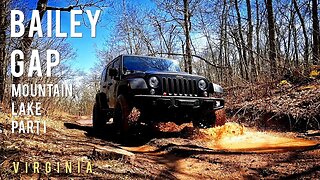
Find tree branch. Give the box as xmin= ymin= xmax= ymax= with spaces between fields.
xmin=156 ymin=52 xmax=231 ymax=69
xmin=46 ymin=5 xmax=74 ymax=12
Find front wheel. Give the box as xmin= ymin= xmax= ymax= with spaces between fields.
xmin=92 ymin=103 xmax=106 ymax=130
xmin=114 ymin=95 xmax=132 ymax=135
xmin=193 ymin=110 xmax=216 ymax=128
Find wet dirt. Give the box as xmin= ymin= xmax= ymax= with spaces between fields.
xmin=120 ymin=122 xmax=319 ymax=179
xmin=124 ymin=122 xmax=317 ymax=153
xmin=2 ymin=112 xmax=319 ymax=179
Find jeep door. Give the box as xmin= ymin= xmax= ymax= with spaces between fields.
xmin=100 ymin=65 xmax=109 ymax=94
xmin=107 ymin=57 xmax=121 ymax=108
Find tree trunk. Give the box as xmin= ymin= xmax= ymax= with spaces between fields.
xmin=223 ymin=6 xmax=230 ymax=85
xmin=246 ymin=0 xmax=255 ymax=81
xmin=218 ymin=0 xmax=227 ymax=82
xmin=199 ymin=11 xmax=216 ymax=81
xmin=293 ymin=0 xmax=309 ymax=67
xmin=183 ymin=0 xmax=192 ymax=74
xmin=266 ymin=0 xmax=277 ymax=78
xmin=312 ymin=0 xmax=319 ymax=65
xmin=285 ymin=6 xmax=293 ymax=67
xmin=235 ymin=0 xmax=249 ymax=80
xmin=255 ymin=0 xmax=261 ymax=75
xmin=293 ymin=23 xmax=299 ymax=67
xmin=0 ymin=0 xmax=9 ymax=103
xmin=181 ymin=41 xmax=188 ymax=72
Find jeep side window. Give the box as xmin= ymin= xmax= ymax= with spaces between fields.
xmin=106 ymin=64 xmax=111 ymax=82
xmin=112 ymin=58 xmax=121 ymax=78
xmin=101 ymin=68 xmax=107 ymax=82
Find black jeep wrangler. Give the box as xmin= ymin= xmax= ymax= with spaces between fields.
xmin=93 ymin=55 xmax=224 ymax=133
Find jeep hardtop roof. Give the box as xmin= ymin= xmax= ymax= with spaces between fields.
xmin=106 ymin=54 xmax=178 ymax=66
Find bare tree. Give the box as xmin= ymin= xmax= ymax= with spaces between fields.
xmin=266 ymin=0 xmax=277 ymax=78
xmin=182 ymin=0 xmax=192 ymax=73
xmin=312 ymin=0 xmax=319 ymax=65
xmin=155 ymin=0 xmax=202 ymax=74
xmin=246 ymin=0 xmax=255 ymax=81
xmin=219 ymin=0 xmax=228 ymax=83
xmin=234 ymin=0 xmax=249 ymax=80
xmin=293 ymin=0 xmax=309 ymax=67
xmin=0 ymin=0 xmax=10 ymax=104
xmin=150 ymin=15 xmax=179 ymax=57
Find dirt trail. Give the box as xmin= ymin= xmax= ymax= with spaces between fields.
xmin=1 ymin=114 xmax=319 ymax=179
xmin=123 ymin=122 xmax=318 ymax=152
xmin=121 ymin=122 xmax=319 ymax=179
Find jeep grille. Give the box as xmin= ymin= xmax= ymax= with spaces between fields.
xmin=161 ymin=77 xmax=198 ymax=96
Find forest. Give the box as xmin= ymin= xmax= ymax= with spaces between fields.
xmin=0 ymin=0 xmax=320 ymax=179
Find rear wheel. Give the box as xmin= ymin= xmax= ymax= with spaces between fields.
xmin=114 ymin=95 xmax=132 ymax=135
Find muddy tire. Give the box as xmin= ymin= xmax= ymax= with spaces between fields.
xmin=193 ymin=110 xmax=216 ymax=128
xmin=92 ymin=103 xmax=106 ymax=131
xmin=114 ymin=95 xmax=132 ymax=135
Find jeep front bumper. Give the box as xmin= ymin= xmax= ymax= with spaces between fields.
xmin=134 ymin=95 xmax=224 ymax=110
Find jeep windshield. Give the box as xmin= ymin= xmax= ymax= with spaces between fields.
xmin=123 ymin=56 xmax=181 ymax=73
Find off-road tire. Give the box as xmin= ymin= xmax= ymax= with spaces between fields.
xmin=193 ymin=110 xmax=216 ymax=128
xmin=93 ymin=93 xmax=111 ymax=132
xmin=114 ymin=95 xmax=132 ymax=135
xmin=92 ymin=103 xmax=105 ymax=131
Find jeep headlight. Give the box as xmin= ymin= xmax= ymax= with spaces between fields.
xmin=198 ymin=79 xmax=207 ymax=90
xmin=149 ymin=76 xmax=159 ymax=88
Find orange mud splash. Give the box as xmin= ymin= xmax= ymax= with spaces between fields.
xmin=197 ymin=122 xmax=318 ymax=153
xmin=123 ymin=122 xmax=318 ymax=154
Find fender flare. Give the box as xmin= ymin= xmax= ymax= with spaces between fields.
xmin=127 ymin=78 xmax=148 ymax=90
xmin=208 ymin=83 xmax=223 ymax=93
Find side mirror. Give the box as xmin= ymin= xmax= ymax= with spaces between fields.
xmin=109 ymin=68 xmax=118 ymax=77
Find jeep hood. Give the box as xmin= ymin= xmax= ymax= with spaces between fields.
xmin=144 ymin=71 xmax=205 ymax=79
